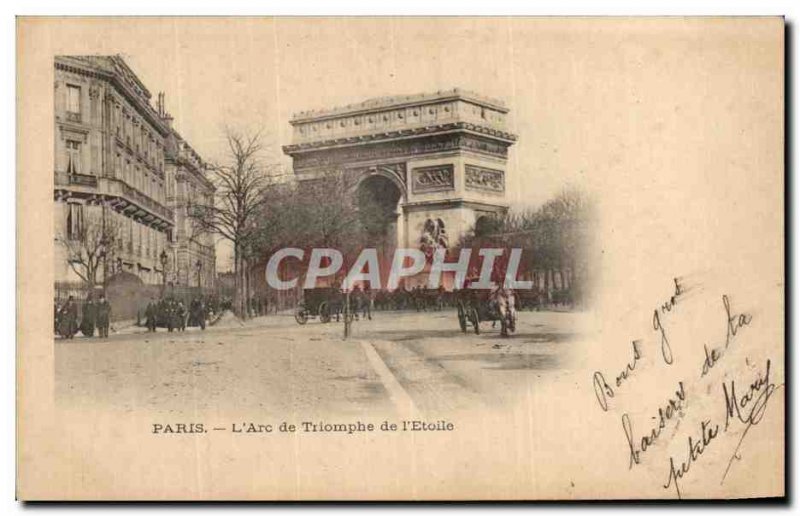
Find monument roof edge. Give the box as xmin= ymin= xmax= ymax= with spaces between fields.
xmin=290 ymin=88 xmax=509 ymax=124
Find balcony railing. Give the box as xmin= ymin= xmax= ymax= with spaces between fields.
xmin=65 ymin=111 xmax=82 ymax=123
xmin=68 ymin=173 xmax=98 ymax=187
xmin=55 ymin=173 xmax=174 ymax=225
xmin=101 ymin=178 xmax=173 ymax=222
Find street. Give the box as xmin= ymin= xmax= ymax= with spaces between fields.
xmin=55 ymin=309 xmax=588 ymax=419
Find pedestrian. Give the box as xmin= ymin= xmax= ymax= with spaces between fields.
xmin=176 ymin=301 xmax=187 ymax=332
xmin=96 ymin=294 xmax=111 ymax=338
xmin=165 ymin=299 xmax=173 ymax=332
xmin=190 ymin=297 xmax=206 ymax=330
xmin=145 ymin=298 xmax=158 ymax=332
xmin=59 ymin=296 xmax=79 ymax=339
xmin=80 ymin=295 xmax=96 ymax=337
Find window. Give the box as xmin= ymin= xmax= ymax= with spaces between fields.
xmin=127 ymin=218 xmax=133 ymax=253
xmin=66 ymin=85 xmax=81 ymax=115
xmin=65 ymin=140 xmax=81 ymax=174
xmin=66 ymin=203 xmax=83 ymax=240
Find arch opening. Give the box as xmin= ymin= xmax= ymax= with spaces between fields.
xmin=356 ymin=174 xmax=402 ymax=257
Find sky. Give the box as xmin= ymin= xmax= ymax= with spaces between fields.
xmin=82 ymin=17 xmax=779 ymax=271
xmin=110 ymin=18 xmax=585 ymax=270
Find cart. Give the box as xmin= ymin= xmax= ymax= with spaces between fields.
xmin=455 ymin=289 xmax=516 ymax=337
xmin=294 ymin=287 xmax=354 ymax=324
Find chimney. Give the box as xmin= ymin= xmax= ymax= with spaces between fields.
xmin=157 ymin=92 xmax=173 ymax=129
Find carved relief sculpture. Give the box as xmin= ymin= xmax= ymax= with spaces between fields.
xmin=465 ymin=164 xmax=504 ymax=193
xmin=412 ymin=164 xmax=454 ymax=193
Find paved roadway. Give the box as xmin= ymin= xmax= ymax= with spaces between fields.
xmin=55 ymin=309 xmax=588 ymax=419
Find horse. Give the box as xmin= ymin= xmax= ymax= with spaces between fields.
xmin=489 ymin=287 xmax=517 ymax=337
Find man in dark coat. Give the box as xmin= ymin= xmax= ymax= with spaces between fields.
xmin=166 ymin=299 xmax=175 ymax=332
xmin=59 ymin=296 xmax=79 ymax=339
xmin=80 ymin=296 xmax=96 ymax=337
xmin=145 ymin=298 xmax=158 ymax=332
xmin=175 ymin=301 xmax=187 ymax=332
xmin=190 ymin=298 xmax=206 ymax=330
xmin=96 ymin=294 xmax=112 ymax=338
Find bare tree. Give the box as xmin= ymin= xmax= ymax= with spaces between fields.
xmin=253 ymin=169 xmax=368 ymax=264
xmin=247 ymin=168 xmax=382 ymax=298
xmin=189 ymin=128 xmax=275 ymax=318
xmin=293 ymin=169 xmax=364 ymax=253
xmin=458 ymin=186 xmax=593 ymax=304
xmin=57 ymin=208 xmax=120 ymax=289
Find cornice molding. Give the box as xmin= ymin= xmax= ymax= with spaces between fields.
xmin=283 ymin=122 xmax=517 ymax=156
xmin=291 ymin=88 xmax=509 ymax=122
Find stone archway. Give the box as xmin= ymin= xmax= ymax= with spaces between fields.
xmin=474 ymin=214 xmax=502 ymax=238
xmin=356 ymin=173 xmax=403 ymax=257
xmin=284 ymin=90 xmax=517 ymax=259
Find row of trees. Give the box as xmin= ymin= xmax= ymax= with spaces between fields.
xmin=462 ymin=187 xmax=593 ymax=303
xmin=190 ymin=131 xmax=380 ymax=318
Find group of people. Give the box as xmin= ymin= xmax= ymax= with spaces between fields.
xmin=143 ymin=296 xmax=209 ymax=333
xmin=369 ymin=286 xmax=449 ymax=312
xmin=248 ymin=296 xmax=269 ymax=318
xmin=54 ymin=294 xmax=112 ymax=339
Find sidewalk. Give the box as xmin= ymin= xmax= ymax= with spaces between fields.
xmin=109 ymin=319 xmax=140 ymax=336
xmin=105 ymin=312 xmax=295 ymax=337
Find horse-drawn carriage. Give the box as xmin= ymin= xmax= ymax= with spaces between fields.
xmin=455 ymin=288 xmax=517 ymax=337
xmin=294 ymin=287 xmax=355 ymax=325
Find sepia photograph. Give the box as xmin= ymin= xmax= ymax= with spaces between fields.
xmin=52 ymin=53 xmax=593 ymax=420
xmin=17 ymin=16 xmax=785 ymax=501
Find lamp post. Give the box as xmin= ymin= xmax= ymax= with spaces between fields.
xmin=98 ymin=244 xmax=107 ymax=291
xmin=196 ymin=259 xmax=203 ymax=289
xmin=160 ymin=250 xmax=168 ymax=297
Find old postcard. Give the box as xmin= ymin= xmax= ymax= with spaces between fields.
xmin=16 ymin=17 xmax=784 ymax=500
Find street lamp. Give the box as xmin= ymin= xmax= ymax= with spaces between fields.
xmin=195 ymin=259 xmax=203 ymax=289
xmin=160 ymin=250 xmax=168 ymax=296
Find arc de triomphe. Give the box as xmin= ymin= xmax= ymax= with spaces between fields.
xmin=282 ymin=88 xmax=518 ymax=258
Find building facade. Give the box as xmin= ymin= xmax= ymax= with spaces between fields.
xmin=53 ymin=55 xmax=214 ymax=290
xmin=163 ymin=113 xmax=216 ymax=289
xmin=282 ymin=89 xmax=518 ymax=258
